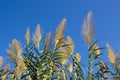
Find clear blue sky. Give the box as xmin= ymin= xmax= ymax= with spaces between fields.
xmin=0 ymin=0 xmax=120 ymax=66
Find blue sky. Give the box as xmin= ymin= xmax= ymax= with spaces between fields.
xmin=0 ymin=0 xmax=120 ymax=66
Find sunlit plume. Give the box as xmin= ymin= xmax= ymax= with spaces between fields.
xmin=92 ymin=44 xmax=100 ymax=56
xmin=66 ymin=36 xmax=74 ymax=54
xmin=107 ymin=43 xmax=115 ymax=64
xmin=1 ymin=64 xmax=10 ymax=80
xmin=82 ymin=11 xmax=94 ymax=46
xmin=60 ymin=36 xmax=74 ymax=55
xmin=17 ymin=56 xmax=27 ymax=72
xmin=14 ymin=56 xmax=26 ymax=79
xmin=76 ymin=53 xmax=81 ymax=61
xmin=68 ymin=63 xmax=73 ymax=73
xmin=44 ymin=32 xmax=51 ymax=52
xmin=7 ymin=39 xmax=22 ymax=62
xmin=0 ymin=56 xmax=3 ymax=68
xmin=25 ymin=27 xmax=30 ymax=45
xmin=59 ymin=36 xmax=74 ymax=64
xmin=58 ymin=50 xmax=69 ymax=65
xmin=54 ymin=19 xmax=66 ymax=47
xmin=33 ymin=24 xmax=42 ymax=48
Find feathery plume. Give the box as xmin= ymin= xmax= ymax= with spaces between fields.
xmin=13 ymin=56 xmax=26 ymax=79
xmin=68 ymin=62 xmax=73 ymax=73
xmin=76 ymin=53 xmax=81 ymax=61
xmin=33 ymin=24 xmax=42 ymax=48
xmin=60 ymin=36 xmax=74 ymax=56
xmin=7 ymin=39 xmax=21 ymax=62
xmin=92 ymin=44 xmax=100 ymax=56
xmin=25 ymin=27 xmax=30 ymax=45
xmin=44 ymin=32 xmax=51 ymax=52
xmin=82 ymin=11 xmax=94 ymax=46
xmin=1 ymin=64 xmax=10 ymax=80
xmin=59 ymin=47 xmax=69 ymax=65
xmin=54 ymin=19 xmax=66 ymax=47
xmin=66 ymin=36 xmax=74 ymax=54
xmin=106 ymin=43 xmax=115 ymax=64
xmin=1 ymin=74 xmax=7 ymax=80
xmin=0 ymin=56 xmax=3 ymax=68
xmin=59 ymin=36 xmax=74 ymax=64
xmin=17 ymin=56 xmax=26 ymax=72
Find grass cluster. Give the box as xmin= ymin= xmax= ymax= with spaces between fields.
xmin=0 ymin=11 xmax=120 ymax=80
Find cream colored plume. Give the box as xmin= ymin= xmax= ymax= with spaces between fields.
xmin=1 ymin=64 xmax=10 ymax=80
xmin=59 ymin=36 xmax=74 ymax=56
xmin=54 ymin=19 xmax=66 ymax=46
xmin=0 ymin=56 xmax=3 ymax=68
xmin=68 ymin=62 xmax=73 ymax=73
xmin=7 ymin=39 xmax=22 ymax=62
xmin=107 ymin=43 xmax=115 ymax=64
xmin=66 ymin=36 xmax=74 ymax=54
xmin=59 ymin=36 xmax=74 ymax=64
xmin=14 ymin=56 xmax=26 ymax=79
xmin=76 ymin=53 xmax=81 ymax=61
xmin=33 ymin=24 xmax=42 ymax=48
xmin=44 ymin=32 xmax=51 ymax=52
xmin=92 ymin=44 xmax=100 ymax=56
xmin=25 ymin=27 xmax=30 ymax=45
xmin=82 ymin=11 xmax=94 ymax=46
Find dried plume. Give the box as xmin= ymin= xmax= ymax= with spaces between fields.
xmin=59 ymin=36 xmax=74 ymax=64
xmin=60 ymin=36 xmax=74 ymax=56
xmin=66 ymin=36 xmax=74 ymax=54
xmin=54 ymin=19 xmax=66 ymax=46
xmin=107 ymin=43 xmax=115 ymax=64
xmin=7 ymin=39 xmax=22 ymax=62
xmin=25 ymin=27 xmax=30 ymax=45
xmin=92 ymin=44 xmax=100 ymax=56
xmin=1 ymin=64 xmax=10 ymax=80
xmin=33 ymin=24 xmax=42 ymax=48
xmin=44 ymin=32 xmax=52 ymax=52
xmin=82 ymin=11 xmax=95 ymax=46
xmin=0 ymin=56 xmax=3 ymax=68
xmin=76 ymin=53 xmax=81 ymax=61
xmin=68 ymin=62 xmax=73 ymax=73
